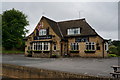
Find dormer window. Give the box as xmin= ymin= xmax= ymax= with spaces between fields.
xmin=39 ymin=29 xmax=47 ymax=36
xmin=67 ymin=28 xmax=80 ymax=35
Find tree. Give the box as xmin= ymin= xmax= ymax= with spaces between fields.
xmin=112 ymin=40 xmax=120 ymax=56
xmin=0 ymin=14 xmax=2 ymax=51
xmin=2 ymin=8 xmax=29 ymax=50
xmin=109 ymin=40 xmax=120 ymax=56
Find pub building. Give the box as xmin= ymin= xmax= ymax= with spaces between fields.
xmin=24 ymin=16 xmax=109 ymax=58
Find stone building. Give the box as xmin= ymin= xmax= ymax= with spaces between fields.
xmin=24 ymin=16 xmax=109 ymax=58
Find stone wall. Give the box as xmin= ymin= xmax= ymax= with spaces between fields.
xmin=67 ymin=36 xmax=108 ymax=58
xmin=2 ymin=63 xmax=112 ymax=79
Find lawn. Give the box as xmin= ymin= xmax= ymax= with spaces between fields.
xmin=2 ymin=50 xmax=24 ymax=54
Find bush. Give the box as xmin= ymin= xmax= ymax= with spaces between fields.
xmin=108 ymin=54 xmax=118 ymax=57
xmin=51 ymin=54 xmax=57 ymax=58
xmin=108 ymin=45 xmax=119 ymax=56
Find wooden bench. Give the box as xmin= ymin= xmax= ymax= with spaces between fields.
xmin=110 ymin=72 xmax=120 ymax=78
xmin=111 ymin=65 xmax=120 ymax=72
xmin=110 ymin=65 xmax=120 ymax=78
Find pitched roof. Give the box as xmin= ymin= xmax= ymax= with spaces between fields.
xmin=42 ymin=16 xmax=97 ymax=38
xmin=42 ymin=16 xmax=63 ymax=38
xmin=58 ymin=19 xmax=97 ymax=37
xmin=26 ymin=16 xmax=100 ymax=39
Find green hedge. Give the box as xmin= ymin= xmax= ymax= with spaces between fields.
xmin=108 ymin=54 xmax=119 ymax=57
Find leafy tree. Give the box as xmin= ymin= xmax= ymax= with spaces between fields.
xmin=2 ymin=8 xmax=29 ymax=50
xmin=0 ymin=14 xmax=2 ymax=51
xmin=112 ymin=40 xmax=120 ymax=47
xmin=109 ymin=40 xmax=120 ymax=56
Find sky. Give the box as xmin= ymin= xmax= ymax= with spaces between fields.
xmin=1 ymin=1 xmax=119 ymax=40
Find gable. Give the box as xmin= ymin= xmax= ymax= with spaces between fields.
xmin=43 ymin=16 xmax=62 ymax=38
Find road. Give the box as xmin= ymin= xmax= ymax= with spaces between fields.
xmin=1 ymin=54 xmax=119 ymax=77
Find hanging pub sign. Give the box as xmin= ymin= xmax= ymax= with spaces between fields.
xmin=34 ymin=35 xmax=52 ymax=40
xmin=75 ymin=37 xmax=88 ymax=42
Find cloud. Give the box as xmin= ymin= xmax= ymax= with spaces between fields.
xmin=1 ymin=0 xmax=120 ymax=2
xmin=2 ymin=2 xmax=118 ymax=40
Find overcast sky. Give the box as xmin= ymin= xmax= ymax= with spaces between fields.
xmin=1 ymin=1 xmax=119 ymax=40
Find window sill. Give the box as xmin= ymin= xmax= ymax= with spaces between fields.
xmin=33 ymin=50 xmax=50 ymax=53
xmin=43 ymin=51 xmax=50 ymax=53
xmin=33 ymin=50 xmax=42 ymax=53
xmin=84 ymin=50 xmax=95 ymax=53
xmin=70 ymin=50 xmax=79 ymax=53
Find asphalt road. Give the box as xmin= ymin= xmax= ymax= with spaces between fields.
xmin=1 ymin=54 xmax=119 ymax=77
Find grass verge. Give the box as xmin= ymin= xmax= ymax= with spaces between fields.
xmin=2 ymin=50 xmax=24 ymax=54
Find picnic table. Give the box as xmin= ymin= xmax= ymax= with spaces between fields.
xmin=110 ymin=65 xmax=120 ymax=78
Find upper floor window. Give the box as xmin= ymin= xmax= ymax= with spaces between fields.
xmin=67 ymin=28 xmax=80 ymax=35
xmin=86 ymin=42 xmax=95 ymax=50
xmin=39 ymin=29 xmax=47 ymax=36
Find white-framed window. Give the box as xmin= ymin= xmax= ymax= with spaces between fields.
xmin=86 ymin=42 xmax=95 ymax=50
xmin=34 ymin=43 xmax=36 ymax=50
xmin=28 ymin=46 xmax=32 ymax=50
xmin=71 ymin=43 xmax=79 ymax=50
xmin=32 ymin=43 xmax=34 ymax=50
xmin=44 ymin=42 xmax=49 ymax=50
xmin=105 ymin=42 xmax=108 ymax=51
xmin=35 ymin=43 xmax=37 ymax=50
xmin=32 ymin=42 xmax=50 ymax=51
xmin=39 ymin=29 xmax=47 ymax=36
xmin=40 ymin=43 xmax=42 ymax=50
xmin=67 ymin=28 xmax=80 ymax=35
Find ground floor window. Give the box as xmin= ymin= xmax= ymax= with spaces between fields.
xmin=96 ymin=46 xmax=100 ymax=50
xmin=28 ymin=46 xmax=31 ymax=50
xmin=32 ymin=42 xmax=50 ymax=51
xmin=71 ymin=43 xmax=79 ymax=50
xmin=86 ymin=42 xmax=95 ymax=50
xmin=44 ymin=42 xmax=49 ymax=50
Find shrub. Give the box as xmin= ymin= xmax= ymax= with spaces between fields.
xmin=108 ymin=54 xmax=118 ymax=57
xmin=51 ymin=54 xmax=57 ymax=58
xmin=109 ymin=45 xmax=118 ymax=54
